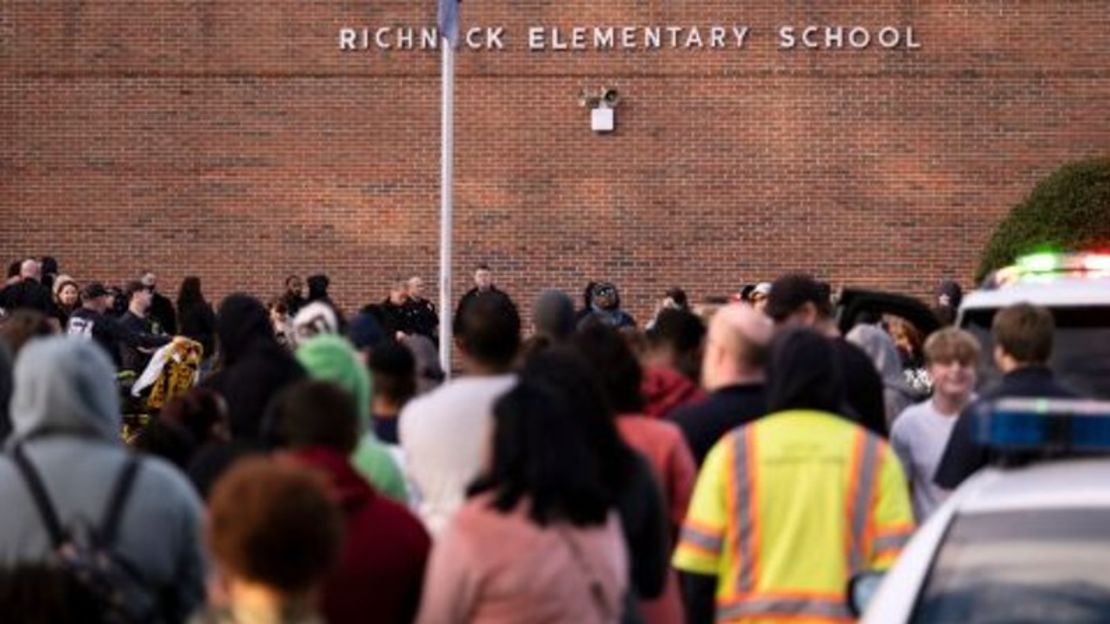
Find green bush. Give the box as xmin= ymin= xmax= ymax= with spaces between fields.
xmin=976 ymin=158 xmax=1110 ymax=282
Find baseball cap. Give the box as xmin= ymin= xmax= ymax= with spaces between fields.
xmin=81 ymin=282 xmax=110 ymax=299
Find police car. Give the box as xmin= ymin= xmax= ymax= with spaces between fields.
xmin=856 ymin=398 xmax=1110 ymax=622
xmin=957 ymin=251 xmax=1110 ymax=400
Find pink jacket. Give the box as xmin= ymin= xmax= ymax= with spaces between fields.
xmin=416 ymin=495 xmax=629 ymax=624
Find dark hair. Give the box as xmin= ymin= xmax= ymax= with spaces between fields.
xmin=306 ymin=275 xmax=330 ymax=300
xmin=162 ymin=387 xmax=228 ymax=446
xmin=572 ymin=323 xmax=645 ymax=414
xmin=176 ymin=276 xmax=206 ymax=314
xmin=765 ymin=327 xmax=845 ymax=414
xmin=665 ymin=287 xmax=688 ymax=308
xmin=454 ymin=292 xmax=521 ymax=369
xmin=130 ymin=419 xmax=194 ymax=468
xmin=207 ymin=457 xmax=343 ymax=593
xmin=368 ymin=340 xmax=417 ymax=406
xmin=0 ymin=565 xmax=105 ymax=624
xmin=122 ymin=280 xmax=147 ymax=302
xmin=765 ymin=273 xmax=833 ymax=322
xmin=0 ymin=310 xmax=54 ymax=355
xmin=269 ymin=381 xmax=360 ymax=454
xmin=6 ymin=261 xmax=19 ymax=279
xmin=470 ymin=380 xmax=611 ymax=527
xmin=992 ymin=303 xmax=1054 ymax=364
xmin=581 ymin=281 xmax=597 ymax=310
xmin=475 ymin=263 xmax=491 ymax=272
xmin=647 ymin=308 xmax=706 ymax=381
xmin=521 ymin=348 xmax=638 ymax=494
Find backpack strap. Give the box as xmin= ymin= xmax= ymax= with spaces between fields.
xmin=100 ymin=456 xmax=141 ymax=548
xmin=11 ymin=444 xmax=66 ymax=548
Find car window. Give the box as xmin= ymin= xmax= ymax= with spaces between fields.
xmin=962 ymin=306 xmax=1110 ymax=400
xmin=912 ymin=508 xmax=1110 ymax=624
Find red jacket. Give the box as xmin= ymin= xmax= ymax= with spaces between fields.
xmin=641 ymin=366 xmax=705 ymax=420
xmin=290 ymin=447 xmax=431 ymax=624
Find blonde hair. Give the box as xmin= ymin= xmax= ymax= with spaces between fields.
xmin=924 ymin=328 xmax=981 ymax=366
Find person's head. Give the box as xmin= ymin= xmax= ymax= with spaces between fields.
xmin=53 ymin=276 xmax=79 ymax=308
xmin=664 ymin=287 xmax=689 ymax=310
xmin=521 ymin=347 xmax=635 ymax=492
xmin=206 ymin=458 xmax=344 ymax=605
xmin=306 ymin=274 xmax=330 ymax=300
xmin=347 ymin=311 xmax=385 ymax=354
xmin=645 ymin=308 xmax=707 ymax=380
xmin=294 ymin=334 xmax=371 ymax=429
xmin=368 ymin=340 xmax=416 ymax=414
xmin=923 ymin=328 xmax=980 ymax=404
xmin=887 ymin=317 xmax=925 ymax=363
xmin=270 ymin=380 xmax=360 ymax=454
xmin=388 ymin=279 xmax=408 ymax=305
xmin=473 ymin=264 xmax=493 ymax=291
xmin=162 ymin=387 xmax=231 ymax=446
xmin=140 ymin=271 xmax=157 ymax=294
xmin=291 ymin=302 xmax=340 ymax=347
xmin=217 ymin=294 xmax=276 ymax=366
xmin=590 ymin=282 xmax=620 ymax=312
xmin=749 ymin=282 xmax=772 ymax=313
xmin=123 ymin=280 xmax=152 ymax=314
xmin=471 ymin=379 xmax=611 ymax=527
xmin=9 ymin=336 xmax=121 ymax=442
xmin=701 ymin=304 xmax=773 ymax=391
xmin=765 ymin=273 xmax=832 ymax=328
xmin=176 ymin=276 xmax=205 ymax=311
xmin=406 ymin=276 xmax=426 ymax=300
xmin=571 ymin=323 xmax=645 ymax=414
xmin=80 ymin=282 xmax=112 ymax=313
xmin=285 ymin=275 xmax=303 ymax=297
xmin=991 ymin=302 xmax=1055 ymax=371
xmin=19 ymin=259 xmax=40 ymax=281
xmin=0 ymin=309 xmax=55 ymax=355
xmin=935 ymin=280 xmax=963 ymax=310
xmin=453 ymin=292 xmax=521 ymax=373
xmin=6 ymin=261 xmax=20 ymax=280
xmin=765 ymin=327 xmax=845 ymax=415
xmin=532 ymin=289 xmax=575 ymax=342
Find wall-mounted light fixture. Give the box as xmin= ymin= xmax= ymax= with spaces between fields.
xmin=578 ymin=86 xmax=622 ymax=133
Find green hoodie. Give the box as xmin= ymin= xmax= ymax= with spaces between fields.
xmin=295 ymin=334 xmax=408 ymax=502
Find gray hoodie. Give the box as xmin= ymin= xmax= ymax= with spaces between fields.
xmin=0 ymin=336 xmax=205 ymax=621
xmin=846 ymin=324 xmax=920 ymax=426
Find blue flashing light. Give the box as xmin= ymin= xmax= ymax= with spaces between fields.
xmin=977 ymin=398 xmax=1110 ymax=452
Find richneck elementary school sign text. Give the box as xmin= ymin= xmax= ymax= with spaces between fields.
xmin=339 ymin=24 xmax=922 ymax=53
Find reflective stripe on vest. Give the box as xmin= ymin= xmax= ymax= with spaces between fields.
xmin=846 ymin=430 xmax=881 ymax=575
xmin=717 ymin=595 xmax=853 ymax=622
xmin=729 ymin=427 xmax=759 ymax=594
xmin=680 ymin=523 xmax=724 ymax=554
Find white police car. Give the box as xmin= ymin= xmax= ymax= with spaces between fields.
xmin=958 ymin=251 xmax=1110 ymax=400
xmin=856 ymin=398 xmax=1110 ymax=623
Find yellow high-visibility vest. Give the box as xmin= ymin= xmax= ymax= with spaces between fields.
xmin=673 ymin=410 xmax=914 ymax=623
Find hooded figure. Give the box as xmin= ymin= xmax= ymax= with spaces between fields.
xmin=579 ymin=282 xmax=636 ymax=330
xmin=294 ymin=334 xmax=408 ymax=503
xmin=766 ymin=327 xmax=846 ymax=415
xmin=204 ymin=293 xmax=305 ymax=438
xmin=847 ymin=324 xmax=920 ymax=426
xmin=0 ymin=337 xmax=205 ymax=621
xmin=532 ymin=289 xmax=576 ymax=342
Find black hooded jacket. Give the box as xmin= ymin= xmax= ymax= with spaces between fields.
xmin=766 ymin=327 xmax=847 ymax=415
xmin=201 ymin=294 xmax=305 ymax=438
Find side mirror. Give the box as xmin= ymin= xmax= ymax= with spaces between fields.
xmin=847 ymin=571 xmax=886 ymax=617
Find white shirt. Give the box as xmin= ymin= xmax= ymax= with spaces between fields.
xmin=890 ymin=398 xmax=966 ymax=522
xmin=399 ymin=374 xmax=517 ymax=536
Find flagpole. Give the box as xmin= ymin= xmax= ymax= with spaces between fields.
xmin=438 ymin=39 xmax=455 ymax=379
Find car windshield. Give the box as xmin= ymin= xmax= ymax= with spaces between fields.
xmin=912 ymin=508 xmax=1110 ymax=624
xmin=962 ymin=306 xmax=1110 ymax=400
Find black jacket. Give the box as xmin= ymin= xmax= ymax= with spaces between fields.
xmin=934 ymin=366 xmax=1078 ymax=489
xmin=0 ymin=279 xmax=57 ymax=317
xmin=668 ymin=383 xmax=768 ymax=466
xmin=404 ymin=298 xmax=439 ymax=341
xmin=179 ymin=302 xmax=217 ymax=361
xmin=66 ymin=307 xmax=169 ymax=368
xmin=202 ymin=294 xmax=305 ymax=439
xmin=118 ymin=312 xmax=171 ymax=373
xmin=149 ymin=292 xmax=177 ymax=335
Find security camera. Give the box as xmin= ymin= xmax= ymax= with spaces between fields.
xmin=601 ymin=87 xmax=620 ymax=108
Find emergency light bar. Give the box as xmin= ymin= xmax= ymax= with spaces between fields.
xmin=977 ymin=398 xmax=1110 ymax=451
xmin=988 ymin=251 xmax=1110 ymax=288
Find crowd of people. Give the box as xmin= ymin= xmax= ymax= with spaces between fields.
xmin=0 ymin=255 xmax=1078 ymax=623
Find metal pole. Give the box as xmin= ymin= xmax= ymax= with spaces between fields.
xmin=438 ymin=42 xmax=454 ymax=379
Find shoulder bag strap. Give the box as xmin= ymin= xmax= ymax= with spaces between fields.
xmin=11 ymin=444 xmax=66 ymax=547
xmin=100 ymin=456 xmax=141 ymax=548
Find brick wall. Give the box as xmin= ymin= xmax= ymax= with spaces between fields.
xmin=2 ymin=1 xmax=1109 ymax=325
